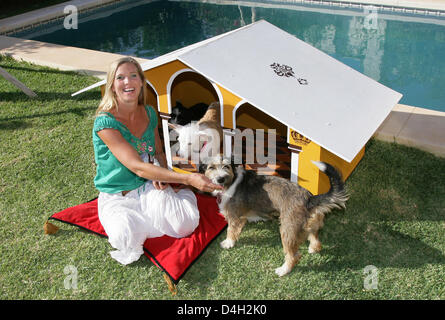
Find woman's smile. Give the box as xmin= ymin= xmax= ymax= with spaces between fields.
xmin=113 ymin=63 xmax=142 ymax=104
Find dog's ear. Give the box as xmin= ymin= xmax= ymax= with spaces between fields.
xmin=198 ymin=161 xmax=207 ymax=174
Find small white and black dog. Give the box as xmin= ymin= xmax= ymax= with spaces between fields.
xmin=169 ymin=102 xmax=223 ymax=159
xmin=199 ymin=156 xmax=349 ymax=277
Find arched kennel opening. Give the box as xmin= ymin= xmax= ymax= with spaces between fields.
xmin=144 ymin=81 xmax=158 ymax=110
xmin=234 ymin=102 xmax=291 ymax=179
xmin=170 ymin=71 xmax=219 ymax=109
xmin=169 ymin=71 xmax=220 ymax=172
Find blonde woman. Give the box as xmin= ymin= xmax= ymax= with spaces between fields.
xmin=93 ymin=57 xmax=221 ymax=265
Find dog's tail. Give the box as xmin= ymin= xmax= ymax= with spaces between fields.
xmin=306 ymin=161 xmax=349 ymax=214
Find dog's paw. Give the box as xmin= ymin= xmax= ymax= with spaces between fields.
xmin=274 ymin=264 xmax=291 ymax=277
xmin=220 ymin=239 xmax=235 ymax=249
xmin=308 ymin=244 xmax=321 ymax=254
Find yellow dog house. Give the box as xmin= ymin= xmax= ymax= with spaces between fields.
xmin=74 ymin=20 xmax=402 ymax=195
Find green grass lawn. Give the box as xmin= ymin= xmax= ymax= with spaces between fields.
xmin=1 ymin=55 xmax=444 ymax=300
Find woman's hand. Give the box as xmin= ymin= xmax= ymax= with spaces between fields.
xmin=152 ymin=180 xmax=169 ymax=190
xmin=186 ymin=173 xmax=223 ymax=193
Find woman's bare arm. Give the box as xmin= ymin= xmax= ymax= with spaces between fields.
xmin=154 ymin=124 xmax=168 ymax=169
xmin=97 ymin=128 xmax=221 ymax=193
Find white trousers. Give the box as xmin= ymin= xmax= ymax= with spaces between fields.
xmin=98 ymin=181 xmax=200 ymax=265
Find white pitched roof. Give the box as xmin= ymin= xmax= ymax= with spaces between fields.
xmin=75 ymin=20 xmax=402 ymax=162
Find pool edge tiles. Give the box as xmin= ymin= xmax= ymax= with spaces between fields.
xmin=322 ymin=0 xmax=445 ymax=12
xmin=0 ymin=0 xmax=130 ymax=35
xmin=0 ymin=35 xmax=150 ymax=79
xmin=286 ymin=0 xmax=445 ymax=12
xmin=172 ymin=0 xmax=445 ymax=14
xmin=375 ymin=104 xmax=445 ymax=158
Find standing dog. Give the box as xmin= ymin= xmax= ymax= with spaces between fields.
xmin=169 ymin=102 xmax=223 ymax=159
xmin=199 ymin=156 xmax=349 ymax=277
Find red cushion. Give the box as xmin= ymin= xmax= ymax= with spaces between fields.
xmin=49 ymin=193 xmax=227 ymax=284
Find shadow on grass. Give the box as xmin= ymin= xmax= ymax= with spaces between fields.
xmin=0 ymin=64 xmax=81 ymax=76
xmin=0 ymin=90 xmax=100 ymax=103
xmin=0 ymin=105 xmax=97 ymax=131
xmin=298 ymin=217 xmax=445 ymax=274
xmin=178 ymin=236 xmax=226 ymax=291
xmin=300 ymin=138 xmax=445 ymax=272
xmin=0 ymin=119 xmax=33 ymax=130
xmin=354 ymin=140 xmax=444 ymax=218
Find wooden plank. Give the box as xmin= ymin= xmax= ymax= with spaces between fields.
xmin=0 ymin=66 xmax=37 ymax=98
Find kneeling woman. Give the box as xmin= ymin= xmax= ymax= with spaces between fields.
xmin=93 ymin=57 xmax=221 ymax=264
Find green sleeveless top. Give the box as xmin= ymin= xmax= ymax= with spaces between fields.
xmin=93 ymin=105 xmax=158 ymax=194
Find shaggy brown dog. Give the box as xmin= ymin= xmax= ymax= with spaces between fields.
xmin=199 ymin=156 xmax=348 ymax=276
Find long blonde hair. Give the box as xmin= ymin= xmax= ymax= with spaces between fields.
xmin=96 ymin=57 xmax=147 ymax=115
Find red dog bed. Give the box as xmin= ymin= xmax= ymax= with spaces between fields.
xmin=46 ymin=192 xmax=227 ymax=291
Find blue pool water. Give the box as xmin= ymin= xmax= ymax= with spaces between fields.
xmin=13 ymin=0 xmax=445 ymax=112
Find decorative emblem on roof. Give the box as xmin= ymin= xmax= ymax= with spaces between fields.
xmin=270 ymin=62 xmax=294 ymax=77
xmin=270 ymin=63 xmax=308 ymax=85
xmin=291 ymin=130 xmax=311 ymax=146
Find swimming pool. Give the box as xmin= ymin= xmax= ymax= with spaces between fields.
xmin=13 ymin=0 xmax=445 ymax=112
